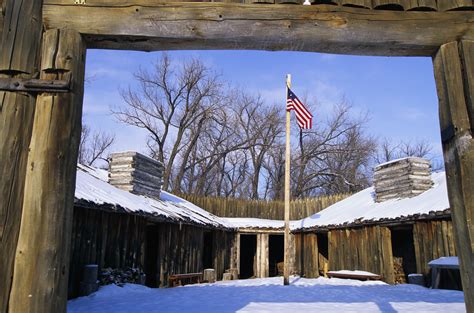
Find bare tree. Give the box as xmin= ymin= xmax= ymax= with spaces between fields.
xmin=374 ymin=138 xmax=434 ymax=164
xmin=113 ymin=53 xmax=222 ymax=190
xmin=79 ymin=124 xmax=116 ymax=167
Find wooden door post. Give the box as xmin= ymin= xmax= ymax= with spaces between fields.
xmin=0 ymin=1 xmax=43 ymax=312
xmin=8 ymin=29 xmax=86 ymax=313
xmin=433 ymin=40 xmax=474 ymax=312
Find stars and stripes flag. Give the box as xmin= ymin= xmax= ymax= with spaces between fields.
xmin=286 ymin=88 xmax=313 ymax=129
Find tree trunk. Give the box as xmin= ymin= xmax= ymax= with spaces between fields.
xmin=0 ymin=1 xmax=43 ymax=312
xmin=8 ymin=29 xmax=86 ymax=313
xmin=433 ymin=40 xmax=474 ymax=313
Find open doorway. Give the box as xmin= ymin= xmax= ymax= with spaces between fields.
xmin=269 ymin=235 xmax=284 ymax=277
xmin=144 ymin=224 xmax=160 ymax=287
xmin=391 ymin=226 xmax=417 ymax=284
xmin=240 ymin=234 xmax=257 ymax=279
xmin=202 ymin=231 xmax=214 ymax=270
xmin=317 ymin=232 xmax=329 ymax=275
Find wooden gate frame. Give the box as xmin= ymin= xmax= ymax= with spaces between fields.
xmin=0 ymin=1 xmax=473 ymax=312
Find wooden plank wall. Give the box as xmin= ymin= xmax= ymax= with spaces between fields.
xmin=213 ymin=230 xmax=236 ymax=280
xmin=413 ymin=220 xmax=457 ymax=276
xmin=328 ymin=226 xmax=395 ymax=283
xmin=295 ymin=233 xmax=319 ymax=278
xmin=69 ymin=207 xmax=147 ymax=298
xmin=179 ymin=193 xmax=350 ymax=220
xmin=69 ymin=207 xmax=235 ymax=297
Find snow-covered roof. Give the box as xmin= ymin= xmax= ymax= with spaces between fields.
xmin=292 ymin=171 xmax=450 ymax=231
xmin=75 ymin=164 xmax=232 ymax=229
xmin=222 ymin=218 xmax=285 ymax=230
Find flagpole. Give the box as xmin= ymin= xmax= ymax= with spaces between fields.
xmin=283 ymin=74 xmax=291 ymax=286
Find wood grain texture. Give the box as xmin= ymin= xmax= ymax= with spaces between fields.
xmin=433 ymin=40 xmax=474 ymax=313
xmin=41 ymin=3 xmax=474 ymax=56
xmin=405 ymin=0 xmax=437 ymax=11
xmin=372 ymin=0 xmax=405 ymax=10
xmin=437 ymin=0 xmax=473 ymax=11
xmin=328 ymin=226 xmax=395 ymax=283
xmin=341 ymin=0 xmax=371 ymax=8
xmin=0 ymin=1 xmax=43 ymax=312
xmin=8 ymin=29 xmax=86 ymax=313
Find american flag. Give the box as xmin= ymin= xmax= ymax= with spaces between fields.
xmin=286 ymin=88 xmax=313 ymax=129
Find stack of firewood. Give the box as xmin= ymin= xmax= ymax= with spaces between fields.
xmin=374 ymin=157 xmax=433 ymax=202
xmin=393 ymin=257 xmax=406 ymax=284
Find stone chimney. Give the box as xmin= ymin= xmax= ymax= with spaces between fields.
xmin=373 ymin=157 xmax=433 ymax=202
xmin=108 ymin=151 xmax=164 ymax=199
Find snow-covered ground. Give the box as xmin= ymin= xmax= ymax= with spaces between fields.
xmin=68 ymin=276 xmax=465 ymax=313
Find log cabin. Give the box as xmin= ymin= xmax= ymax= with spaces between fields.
xmin=69 ymin=152 xmax=236 ymax=298
xmin=292 ymin=157 xmax=457 ymax=287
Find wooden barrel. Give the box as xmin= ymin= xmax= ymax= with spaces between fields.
xmin=341 ymin=0 xmax=372 ymax=8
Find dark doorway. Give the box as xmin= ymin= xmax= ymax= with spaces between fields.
xmin=391 ymin=226 xmax=417 ymax=284
xmin=269 ymin=235 xmax=284 ymax=277
xmin=144 ymin=224 xmax=160 ymax=287
xmin=317 ymin=232 xmax=329 ymax=275
xmin=240 ymin=234 xmax=257 ymax=279
xmin=203 ymin=231 xmax=214 ymax=269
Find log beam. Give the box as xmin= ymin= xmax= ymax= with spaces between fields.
xmin=8 ymin=29 xmax=86 ymax=313
xmin=42 ymin=2 xmax=474 ymax=56
xmin=0 ymin=1 xmax=43 ymax=312
xmin=433 ymin=40 xmax=474 ymax=313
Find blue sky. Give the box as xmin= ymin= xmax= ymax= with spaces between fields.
xmin=83 ymin=49 xmax=442 ymax=163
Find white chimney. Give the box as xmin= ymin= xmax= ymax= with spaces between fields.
xmin=108 ymin=151 xmax=164 ymax=199
xmin=373 ymin=157 xmax=433 ymax=203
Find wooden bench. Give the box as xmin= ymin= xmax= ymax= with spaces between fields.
xmin=168 ymin=273 xmax=203 ymax=287
xmin=327 ymin=270 xmax=382 ymax=281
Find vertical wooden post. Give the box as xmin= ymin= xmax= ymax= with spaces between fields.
xmin=433 ymin=40 xmax=474 ymax=313
xmin=284 ymin=74 xmax=291 ymax=285
xmin=8 ymin=29 xmax=86 ymax=313
xmin=0 ymin=1 xmax=43 ymax=312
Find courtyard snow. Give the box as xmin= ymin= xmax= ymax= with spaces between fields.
xmin=68 ymin=277 xmax=465 ymax=313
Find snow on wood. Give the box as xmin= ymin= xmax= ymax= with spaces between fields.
xmin=429 ymin=257 xmax=459 ymax=267
xmin=293 ymin=171 xmax=449 ymax=231
xmin=222 ymin=218 xmax=285 ymax=230
xmin=75 ymin=164 xmax=232 ymax=229
xmin=67 ymin=277 xmax=466 ymax=313
xmin=328 ymin=270 xmax=381 ymax=277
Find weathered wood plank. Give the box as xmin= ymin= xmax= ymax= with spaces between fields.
xmin=433 ymin=40 xmax=474 ymax=313
xmin=42 ymin=3 xmax=474 ymax=56
xmin=8 ymin=29 xmax=86 ymax=313
xmin=372 ymin=0 xmax=405 ymax=10
xmin=405 ymin=0 xmax=437 ymax=11
xmin=340 ymin=0 xmax=371 ymax=8
xmin=437 ymin=0 xmax=473 ymax=11
xmin=0 ymin=1 xmax=43 ymax=312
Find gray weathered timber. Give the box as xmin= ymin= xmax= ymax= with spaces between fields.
xmin=433 ymin=40 xmax=474 ymax=313
xmin=373 ymin=158 xmax=433 ymax=202
xmin=0 ymin=1 xmax=43 ymax=312
xmin=0 ymin=77 xmax=70 ymax=93
xmin=8 ymin=29 xmax=86 ymax=313
xmin=109 ymin=151 xmax=164 ymax=199
xmin=41 ymin=3 xmax=474 ymax=56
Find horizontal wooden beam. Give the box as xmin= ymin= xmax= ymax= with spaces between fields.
xmin=0 ymin=77 xmax=70 ymax=93
xmin=42 ymin=2 xmax=474 ymax=56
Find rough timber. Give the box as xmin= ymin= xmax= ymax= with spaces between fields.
xmin=1 ymin=1 xmax=474 ymax=312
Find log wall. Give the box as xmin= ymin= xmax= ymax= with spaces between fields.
xmin=179 ymin=193 xmax=350 ymax=220
xmin=69 ymin=207 xmax=147 ymax=298
xmin=413 ymin=220 xmax=457 ymax=276
xmin=295 ymin=233 xmax=319 ymax=278
xmin=69 ymin=207 xmax=235 ymax=298
xmin=328 ymin=226 xmax=395 ymax=283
